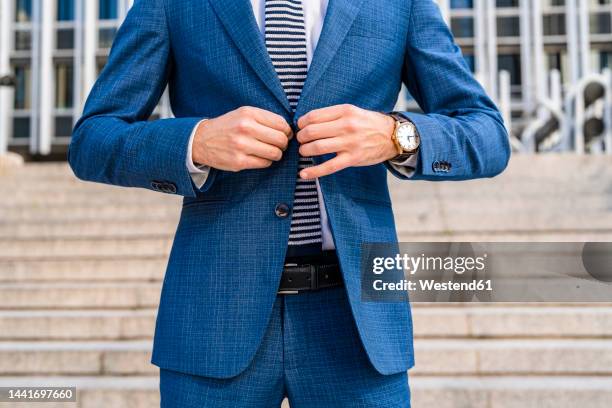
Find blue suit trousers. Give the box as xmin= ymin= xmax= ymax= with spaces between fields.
xmin=160 ymin=287 xmax=410 ymax=407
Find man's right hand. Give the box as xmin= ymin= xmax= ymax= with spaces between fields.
xmin=192 ymin=106 xmax=293 ymax=172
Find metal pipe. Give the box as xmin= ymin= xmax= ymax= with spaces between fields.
xmin=474 ymin=0 xmax=488 ymax=92
xmin=519 ymin=0 xmax=534 ymax=115
xmin=531 ymin=0 xmax=546 ymax=103
xmin=0 ymin=0 xmax=13 ymax=155
xmin=83 ymin=0 xmax=99 ymax=98
xmin=566 ymin=0 xmax=580 ymax=83
xmin=604 ymin=68 xmax=612 ymax=154
xmin=486 ymin=0 xmax=498 ymax=100
xmin=38 ymin=0 xmax=56 ymax=155
xmin=578 ymin=0 xmax=591 ymax=76
xmin=499 ymin=70 xmax=512 ymax=136
xmin=73 ymin=0 xmax=84 ymax=124
xmin=30 ymin=0 xmax=41 ymax=153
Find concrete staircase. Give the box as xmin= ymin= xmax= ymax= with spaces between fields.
xmin=1 ymin=155 xmax=612 ymax=407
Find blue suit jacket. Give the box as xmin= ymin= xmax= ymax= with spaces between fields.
xmin=69 ymin=0 xmax=510 ymax=378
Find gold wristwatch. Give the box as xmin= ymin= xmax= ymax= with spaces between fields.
xmin=388 ymin=112 xmax=420 ymax=161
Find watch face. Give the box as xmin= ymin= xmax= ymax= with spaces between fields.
xmin=397 ymin=123 xmax=419 ymax=151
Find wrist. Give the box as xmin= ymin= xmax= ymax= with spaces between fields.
xmin=381 ymin=113 xmax=400 ymax=161
xmin=192 ymin=119 xmax=212 ymax=167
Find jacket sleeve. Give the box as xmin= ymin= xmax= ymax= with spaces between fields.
xmin=386 ymin=0 xmax=511 ymax=181
xmin=68 ymin=0 xmax=213 ymax=197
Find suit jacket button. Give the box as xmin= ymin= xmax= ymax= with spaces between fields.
xmin=151 ymin=181 xmax=160 ymax=190
xmin=275 ymin=203 xmax=290 ymax=218
xmin=166 ymin=183 xmax=177 ymax=194
xmin=432 ymin=161 xmax=440 ymax=172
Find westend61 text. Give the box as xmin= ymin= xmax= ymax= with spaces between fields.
xmin=372 ymin=279 xmax=493 ymax=292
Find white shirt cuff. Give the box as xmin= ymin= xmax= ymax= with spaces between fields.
xmin=388 ymin=153 xmax=418 ymax=178
xmin=187 ymin=119 xmax=211 ymax=189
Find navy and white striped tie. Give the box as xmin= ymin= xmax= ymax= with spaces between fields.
xmin=264 ymin=0 xmax=323 ymax=255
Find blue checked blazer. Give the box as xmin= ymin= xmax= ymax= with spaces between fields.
xmin=69 ymin=0 xmax=510 ymax=378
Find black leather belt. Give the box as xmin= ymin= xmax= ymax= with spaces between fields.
xmin=278 ymin=262 xmax=343 ymax=295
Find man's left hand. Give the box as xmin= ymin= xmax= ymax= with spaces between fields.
xmin=296 ymin=104 xmax=398 ymax=179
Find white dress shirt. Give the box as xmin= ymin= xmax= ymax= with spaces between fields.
xmin=186 ymin=0 xmax=417 ymax=251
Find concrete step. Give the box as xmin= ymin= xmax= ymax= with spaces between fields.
xmin=0 ymin=258 xmax=166 ymax=283
xmin=0 ymin=310 xmax=156 ymax=341
xmin=394 ymin=210 xmax=612 ymax=233
xmin=1 ymin=339 xmax=612 ymax=376
xmin=0 ymin=341 xmax=155 ymax=376
xmin=1 ymin=376 xmax=611 ymax=408
xmin=411 ymin=338 xmax=612 ymax=375
xmin=0 ymin=283 xmax=161 ymax=309
xmin=5 ymin=173 xmax=612 ymax=191
xmin=5 ymin=153 xmax=611 ymax=178
xmin=1 ymin=307 xmax=611 ymax=341
xmin=0 ymin=237 xmax=172 ymax=259
xmin=5 ymin=209 xmax=612 ymax=240
xmin=0 ymin=219 xmax=179 ymax=239
xmin=3 ymin=219 xmax=612 ymax=247
xmin=2 ymin=182 xmax=611 ymax=210
xmin=1 ymin=192 xmax=179 ymax=208
xmin=1 ymin=194 xmax=609 ymax=221
xmin=410 ymin=376 xmax=612 ymax=408
xmin=396 ymin=230 xmax=612 ymax=242
xmin=411 ymin=306 xmax=612 ymax=339
xmin=1 ymin=205 xmax=179 ymax=222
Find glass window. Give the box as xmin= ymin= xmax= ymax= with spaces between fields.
xmin=15 ymin=0 xmax=32 ymax=23
xmin=543 ymin=13 xmax=566 ymax=35
xmin=14 ymin=30 xmax=32 ymax=51
xmin=13 ymin=65 xmax=31 ymax=110
xmin=463 ymin=54 xmax=476 ymax=73
xmin=55 ymin=63 xmax=74 ymax=109
xmin=98 ymin=27 xmax=118 ymax=48
xmin=99 ymin=0 xmax=118 ymax=20
xmin=57 ymin=0 xmax=74 ymax=21
xmin=13 ymin=118 xmax=31 ymax=139
xmin=451 ymin=0 xmax=473 ymax=9
xmin=57 ymin=29 xmax=75 ymax=50
xmin=451 ymin=17 xmax=475 ymax=38
xmin=497 ymin=0 xmax=519 ymax=7
xmin=497 ymin=16 xmax=520 ymax=37
xmin=55 ymin=117 xmax=74 ymax=137
xmin=599 ymin=51 xmax=611 ymax=71
xmin=498 ymin=54 xmax=522 ymax=85
xmin=590 ymin=12 xmax=611 ymax=34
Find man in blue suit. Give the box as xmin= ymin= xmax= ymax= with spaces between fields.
xmin=69 ymin=0 xmax=510 ymax=406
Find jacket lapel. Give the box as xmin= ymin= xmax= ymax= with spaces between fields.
xmin=208 ymin=0 xmax=292 ymax=113
xmin=296 ymin=0 xmax=366 ymax=114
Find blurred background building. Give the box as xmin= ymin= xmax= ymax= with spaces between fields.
xmin=0 ymin=0 xmax=611 ymax=158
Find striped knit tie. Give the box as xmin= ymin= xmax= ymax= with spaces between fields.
xmin=264 ymin=0 xmax=323 ymax=256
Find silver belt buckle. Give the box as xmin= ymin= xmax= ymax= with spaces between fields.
xmin=278 ymin=262 xmax=300 ymax=295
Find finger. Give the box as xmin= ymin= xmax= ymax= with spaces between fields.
xmin=252 ymin=124 xmax=290 ymax=151
xmin=241 ymin=155 xmax=274 ymax=170
xmin=300 ymin=154 xmax=352 ymax=179
xmin=242 ymin=138 xmax=284 ymax=162
xmin=297 ymin=120 xmax=344 ymax=144
xmin=249 ymin=108 xmax=293 ymax=136
xmin=298 ymin=104 xmax=352 ymax=129
xmin=299 ymin=137 xmax=345 ymax=157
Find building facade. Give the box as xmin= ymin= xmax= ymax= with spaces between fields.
xmin=0 ymin=0 xmax=611 ymax=156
